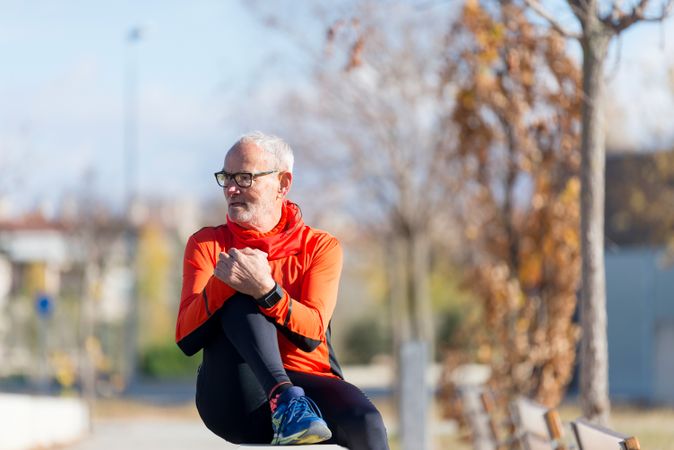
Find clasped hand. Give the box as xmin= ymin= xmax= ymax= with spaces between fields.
xmin=214 ymin=247 xmax=275 ymax=299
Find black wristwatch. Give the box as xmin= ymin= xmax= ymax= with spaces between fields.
xmin=255 ymin=282 xmax=284 ymax=308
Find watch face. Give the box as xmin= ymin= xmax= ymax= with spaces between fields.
xmin=258 ymin=283 xmax=282 ymax=308
xmin=274 ymin=283 xmax=283 ymax=298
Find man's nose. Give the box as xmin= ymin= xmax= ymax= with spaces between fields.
xmin=225 ymin=182 xmax=240 ymax=196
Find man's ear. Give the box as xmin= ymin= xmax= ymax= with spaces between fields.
xmin=279 ymin=171 xmax=292 ymax=197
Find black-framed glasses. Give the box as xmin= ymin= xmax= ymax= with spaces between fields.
xmin=214 ymin=170 xmax=278 ymax=188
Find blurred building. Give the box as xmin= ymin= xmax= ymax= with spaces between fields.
xmin=0 ymin=213 xmax=78 ymax=378
xmin=605 ymin=149 xmax=674 ymax=405
xmin=0 ymin=193 xmax=198 ymax=387
xmin=0 ymin=211 xmax=134 ymax=382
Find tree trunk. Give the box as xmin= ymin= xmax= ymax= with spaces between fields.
xmin=389 ymin=234 xmax=412 ymax=349
xmin=579 ymin=13 xmax=611 ymax=424
xmin=410 ymin=230 xmax=433 ymax=354
xmin=400 ymin=230 xmax=432 ymax=450
xmin=388 ymin=233 xmax=410 ymax=426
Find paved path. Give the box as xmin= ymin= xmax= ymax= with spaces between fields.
xmin=65 ymin=419 xmax=238 ymax=450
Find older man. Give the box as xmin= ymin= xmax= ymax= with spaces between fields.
xmin=176 ymin=132 xmax=389 ymax=449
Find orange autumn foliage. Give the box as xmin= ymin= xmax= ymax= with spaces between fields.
xmin=444 ymin=1 xmax=582 ymax=408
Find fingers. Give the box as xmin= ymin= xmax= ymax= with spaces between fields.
xmin=215 ymin=247 xmax=272 ymax=293
xmin=239 ymin=247 xmax=268 ymax=258
xmin=213 ymin=261 xmax=230 ymax=284
xmin=216 ymin=252 xmax=232 ymax=282
xmin=228 ymin=248 xmax=252 ymax=259
xmin=230 ymin=247 xmax=268 ymax=259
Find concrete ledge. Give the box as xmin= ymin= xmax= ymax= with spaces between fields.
xmin=0 ymin=393 xmax=89 ymax=450
xmin=235 ymin=446 xmax=346 ymax=449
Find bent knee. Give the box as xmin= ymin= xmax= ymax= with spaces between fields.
xmin=220 ymin=293 xmax=255 ymax=316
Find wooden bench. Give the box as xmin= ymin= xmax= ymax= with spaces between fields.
xmin=462 ymin=388 xmax=642 ymax=450
xmin=459 ymin=389 xmax=566 ymax=450
xmin=508 ymin=397 xmax=566 ymax=450
xmin=571 ymin=418 xmax=640 ymax=450
xmin=456 ymin=386 xmax=499 ymax=450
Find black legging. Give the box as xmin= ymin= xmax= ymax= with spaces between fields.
xmin=195 ymin=294 xmax=390 ymax=450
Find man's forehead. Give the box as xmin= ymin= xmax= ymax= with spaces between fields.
xmin=224 ymin=142 xmax=273 ymax=167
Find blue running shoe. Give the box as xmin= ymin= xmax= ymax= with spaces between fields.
xmin=270 ymin=386 xmax=332 ymax=445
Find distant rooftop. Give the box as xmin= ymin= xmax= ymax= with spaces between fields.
xmin=0 ymin=212 xmax=66 ymax=232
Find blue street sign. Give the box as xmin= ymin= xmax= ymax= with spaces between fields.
xmin=35 ymin=294 xmax=54 ymax=318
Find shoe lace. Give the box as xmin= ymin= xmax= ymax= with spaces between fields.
xmin=280 ymin=395 xmax=323 ymax=429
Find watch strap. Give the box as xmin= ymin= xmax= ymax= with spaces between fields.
xmin=254 ymin=282 xmax=283 ymax=308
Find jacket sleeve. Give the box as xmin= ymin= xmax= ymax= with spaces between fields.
xmin=258 ymin=236 xmax=343 ymax=352
xmin=175 ymin=234 xmax=236 ymax=356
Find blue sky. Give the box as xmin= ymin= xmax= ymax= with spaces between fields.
xmin=0 ymin=0 xmax=306 ymax=215
xmin=1 ymin=1 xmax=673 ymax=217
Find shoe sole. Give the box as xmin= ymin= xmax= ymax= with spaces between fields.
xmin=272 ymin=421 xmax=332 ymax=445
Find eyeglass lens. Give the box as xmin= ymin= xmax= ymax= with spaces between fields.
xmin=216 ymin=172 xmax=253 ymax=188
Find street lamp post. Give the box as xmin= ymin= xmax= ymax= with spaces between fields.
xmin=121 ymin=26 xmax=144 ymax=388
xmin=125 ymin=26 xmax=142 ymax=217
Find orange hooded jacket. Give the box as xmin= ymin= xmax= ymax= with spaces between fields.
xmin=176 ymin=201 xmax=343 ymax=378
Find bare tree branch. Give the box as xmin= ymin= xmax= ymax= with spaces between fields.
xmin=567 ymin=0 xmax=590 ymax=22
xmin=522 ymin=0 xmax=582 ymax=39
xmin=610 ymin=0 xmax=628 ymax=23
xmin=603 ymin=0 xmax=674 ymax=34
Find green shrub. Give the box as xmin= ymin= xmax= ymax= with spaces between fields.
xmin=341 ymin=315 xmax=391 ymax=365
xmin=139 ymin=343 xmax=201 ymax=379
xmin=436 ymin=309 xmax=464 ymax=350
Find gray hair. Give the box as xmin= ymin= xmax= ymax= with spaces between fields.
xmin=237 ymin=131 xmax=294 ymax=173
